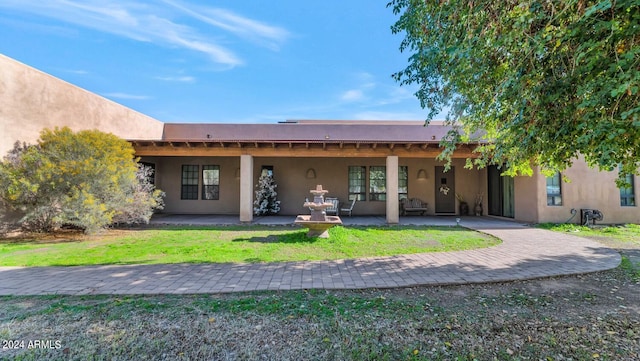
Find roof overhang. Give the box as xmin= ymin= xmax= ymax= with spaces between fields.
xmin=130 ymin=139 xmax=479 ymax=158
xmin=129 ymin=121 xmax=484 ymax=158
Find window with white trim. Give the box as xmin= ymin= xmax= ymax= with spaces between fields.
xmin=202 ymin=165 xmax=220 ymax=200
xmin=620 ymin=172 xmax=635 ymax=206
xmin=546 ymin=172 xmax=562 ymax=206
xmin=369 ymin=166 xmax=387 ymax=201
xmin=348 ymin=166 xmax=366 ymax=201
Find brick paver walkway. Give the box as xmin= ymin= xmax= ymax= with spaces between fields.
xmin=0 ymin=218 xmax=621 ymax=295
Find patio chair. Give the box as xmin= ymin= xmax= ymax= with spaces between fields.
xmin=325 ymin=197 xmax=339 ymax=215
xmin=340 ymin=198 xmax=356 ymax=217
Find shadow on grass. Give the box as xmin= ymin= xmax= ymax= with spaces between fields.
xmin=232 ymin=229 xmax=320 ymax=244
xmin=0 ymin=231 xmax=87 ymax=245
xmin=230 ymin=225 xmax=470 ymax=244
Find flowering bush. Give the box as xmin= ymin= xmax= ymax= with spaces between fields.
xmin=0 ymin=127 xmax=164 ymax=233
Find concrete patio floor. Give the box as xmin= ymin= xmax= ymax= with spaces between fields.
xmin=0 ymin=215 xmax=622 ymax=295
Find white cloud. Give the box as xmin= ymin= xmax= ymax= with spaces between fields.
xmin=61 ymin=69 xmax=89 ymax=75
xmin=155 ymin=75 xmax=196 ymax=83
xmin=0 ymin=0 xmax=289 ymax=67
xmin=339 ymin=71 xmax=377 ymax=102
xmin=354 ymin=71 xmax=376 ymax=87
xmin=352 ymin=111 xmax=427 ymax=121
xmin=341 ymin=89 xmax=365 ymax=102
xmin=161 ymin=0 xmax=290 ymax=51
xmin=102 ymin=92 xmax=151 ymax=100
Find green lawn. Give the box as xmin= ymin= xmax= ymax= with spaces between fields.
xmin=537 ymin=223 xmax=640 ymax=243
xmin=0 ymin=225 xmax=499 ymax=266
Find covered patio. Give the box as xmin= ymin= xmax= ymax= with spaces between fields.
xmin=149 ymin=213 xmax=527 ymax=228
xmin=133 ymin=121 xmax=488 ymax=225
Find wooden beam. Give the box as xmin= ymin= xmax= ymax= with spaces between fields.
xmin=405 ymin=144 xmax=412 ymax=150
xmin=133 ymin=144 xmax=477 ymax=158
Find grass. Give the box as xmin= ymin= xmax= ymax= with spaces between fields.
xmin=1 ymin=224 xmax=638 ymax=359
xmin=1 ymin=273 xmax=639 ymax=360
xmin=0 ymin=225 xmax=499 ymax=266
xmin=537 ymin=222 xmax=640 ymax=243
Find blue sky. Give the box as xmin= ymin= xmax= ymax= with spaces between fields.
xmin=0 ymin=1 xmax=434 ymax=123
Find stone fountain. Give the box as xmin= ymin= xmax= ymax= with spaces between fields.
xmin=294 ymin=185 xmax=342 ymax=238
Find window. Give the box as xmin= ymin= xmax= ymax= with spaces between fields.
xmin=398 ymin=166 xmax=408 ymax=200
xmin=620 ymin=173 xmax=635 ymax=206
xmin=546 ymin=172 xmax=562 ymax=206
xmin=202 ymin=165 xmax=220 ymax=200
xmin=181 ymin=165 xmax=199 ymax=200
xmin=348 ymin=166 xmax=366 ymax=201
xmin=369 ymin=166 xmax=386 ymax=201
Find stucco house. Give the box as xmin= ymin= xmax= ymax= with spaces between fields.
xmin=1 ymin=53 xmax=638 ymax=225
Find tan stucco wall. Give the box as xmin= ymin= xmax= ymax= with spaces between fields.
xmin=148 ymin=156 xmax=486 ymax=216
xmin=143 ymin=156 xmax=241 ymax=215
xmin=513 ymin=172 xmax=539 ymax=223
xmin=0 ymin=54 xmax=165 ymax=226
xmin=0 ymin=54 xmax=164 ymax=157
xmin=452 ymin=160 xmax=487 ymax=216
xmin=531 ymin=158 xmax=640 ymax=224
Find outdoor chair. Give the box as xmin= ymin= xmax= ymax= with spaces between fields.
xmin=325 ymin=197 xmax=339 ymax=216
xmin=340 ymin=198 xmax=356 ymax=217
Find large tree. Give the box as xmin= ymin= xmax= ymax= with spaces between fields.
xmin=389 ymin=0 xmax=639 ymax=181
xmin=0 ymin=127 xmax=164 ymax=233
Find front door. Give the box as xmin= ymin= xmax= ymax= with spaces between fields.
xmin=435 ymin=166 xmax=455 ymax=213
xmin=488 ymin=165 xmax=514 ymax=218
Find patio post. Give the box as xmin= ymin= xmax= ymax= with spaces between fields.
xmin=240 ymin=154 xmax=253 ymax=222
xmin=386 ymin=155 xmax=399 ymax=224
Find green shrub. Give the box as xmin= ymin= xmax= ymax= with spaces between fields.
xmin=0 ymin=127 xmax=164 ymax=233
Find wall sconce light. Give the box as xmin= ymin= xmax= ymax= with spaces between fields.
xmin=234 ymin=168 xmax=240 ymax=179
xmin=417 ymin=169 xmax=428 ymax=180
xmin=305 ymin=168 xmax=317 ymax=179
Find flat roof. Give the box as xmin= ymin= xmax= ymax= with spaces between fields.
xmin=151 ymin=120 xmax=455 ymax=143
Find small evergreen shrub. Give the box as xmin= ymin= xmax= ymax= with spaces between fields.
xmin=253 ymin=172 xmax=280 ymax=216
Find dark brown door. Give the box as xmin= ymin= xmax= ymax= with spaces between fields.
xmin=435 ymin=166 xmax=455 ymax=213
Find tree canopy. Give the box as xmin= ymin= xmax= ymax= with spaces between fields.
xmin=0 ymin=127 xmax=164 ymax=233
xmin=389 ymin=0 xmax=640 ymax=181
